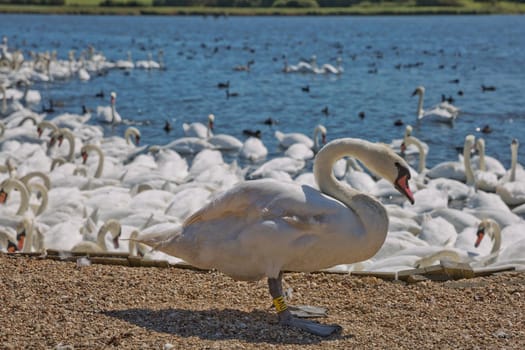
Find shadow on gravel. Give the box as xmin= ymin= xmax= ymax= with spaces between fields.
xmin=103 ymin=308 xmax=351 ymax=344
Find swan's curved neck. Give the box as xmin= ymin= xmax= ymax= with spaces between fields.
xmin=61 ymin=130 xmax=75 ymax=162
xmin=2 ymin=178 xmax=30 ymax=215
xmin=477 ymin=140 xmax=486 ymax=171
xmin=111 ymin=100 xmax=116 ymax=124
xmin=125 ymin=127 xmax=137 ymax=145
xmin=18 ymin=115 xmax=37 ymax=127
xmin=463 ymin=140 xmax=475 ymax=187
xmin=510 ymin=144 xmax=518 ymax=182
xmin=97 ymin=221 xmax=120 ymax=250
xmin=1 ymin=86 xmax=6 ymax=114
xmin=487 ymin=221 xmax=501 ymax=265
xmin=39 ymin=121 xmax=58 ymax=136
xmin=85 ymin=145 xmax=104 ymax=178
xmin=50 ymin=157 xmax=66 ymax=171
xmin=20 ymin=171 xmax=51 ymax=190
xmin=406 ymin=136 xmax=426 ymax=173
xmin=28 ymin=182 xmax=48 ymax=216
xmin=20 ymin=219 xmax=34 ymax=253
xmin=313 ymin=139 xmax=389 ymax=257
xmin=416 ymin=91 xmax=424 ymax=118
xmin=96 ymin=225 xmax=109 ymax=250
xmin=313 ymin=127 xmax=322 ymax=151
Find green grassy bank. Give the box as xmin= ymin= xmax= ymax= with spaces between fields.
xmin=0 ymin=0 xmax=524 ymax=15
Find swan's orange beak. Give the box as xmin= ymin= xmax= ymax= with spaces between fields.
xmin=395 ymin=174 xmax=414 ymax=205
xmin=49 ymin=137 xmax=56 ymax=147
xmin=394 ymin=163 xmax=414 ymax=204
xmin=322 ymin=134 xmax=327 ymax=145
xmin=209 ymin=120 xmax=214 ymax=131
xmin=7 ymin=241 xmax=17 ymax=253
xmin=58 ymin=135 xmax=64 ymax=146
xmin=37 ymin=127 xmax=43 ymax=137
xmin=135 ymin=135 xmax=140 ymax=146
xmin=0 ymin=189 xmax=7 ymax=204
xmin=475 ymin=227 xmax=485 ymax=248
xmin=400 ymin=142 xmax=407 ymax=153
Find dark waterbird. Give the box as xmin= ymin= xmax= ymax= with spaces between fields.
xmin=163 ymin=121 xmax=172 ymax=133
xmin=243 ymin=129 xmax=261 ymax=138
xmin=481 ymin=85 xmax=496 ymax=92
xmin=263 ymin=117 xmax=279 ymax=126
xmin=217 ymin=81 xmax=230 ymax=89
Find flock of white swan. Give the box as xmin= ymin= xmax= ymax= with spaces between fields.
xmin=1 ymin=39 xmax=525 ymax=336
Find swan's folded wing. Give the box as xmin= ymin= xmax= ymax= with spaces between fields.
xmin=184 ymin=179 xmax=347 ymax=232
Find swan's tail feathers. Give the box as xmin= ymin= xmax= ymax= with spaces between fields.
xmin=136 ymin=228 xmax=182 ymax=255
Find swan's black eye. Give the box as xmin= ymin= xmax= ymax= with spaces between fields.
xmin=395 ymin=162 xmax=411 ymax=180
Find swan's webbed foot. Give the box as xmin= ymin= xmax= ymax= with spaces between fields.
xmin=279 ymin=312 xmax=342 ymax=337
xmin=268 ymin=273 xmax=341 ymax=337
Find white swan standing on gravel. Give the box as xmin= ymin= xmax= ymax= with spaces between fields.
xmin=138 ymin=138 xmax=415 ymax=336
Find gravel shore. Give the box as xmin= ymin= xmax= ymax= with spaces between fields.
xmin=1 ymin=253 xmax=524 ymax=349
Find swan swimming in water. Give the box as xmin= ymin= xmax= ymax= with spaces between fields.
xmin=96 ymin=91 xmax=121 ymax=124
xmin=412 ymin=86 xmax=459 ymax=123
xmin=138 ymin=138 xmax=414 ymax=336
xmin=275 ymin=124 xmax=326 ymax=150
xmin=183 ymin=114 xmax=214 ymax=139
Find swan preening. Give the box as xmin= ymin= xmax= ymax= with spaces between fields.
xmin=139 ymin=138 xmax=414 ymax=336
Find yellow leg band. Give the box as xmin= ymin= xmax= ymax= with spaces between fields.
xmin=273 ymin=296 xmax=288 ymax=313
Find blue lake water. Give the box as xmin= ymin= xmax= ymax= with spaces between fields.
xmin=2 ymin=14 xmax=525 ymax=169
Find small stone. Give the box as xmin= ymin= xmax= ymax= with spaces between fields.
xmin=493 ymin=329 xmax=511 ymax=339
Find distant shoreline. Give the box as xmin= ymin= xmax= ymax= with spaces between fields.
xmin=1 ymin=3 xmax=524 ymax=16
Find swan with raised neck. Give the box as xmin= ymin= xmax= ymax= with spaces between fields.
xmin=0 ymin=178 xmax=30 ymax=215
xmin=37 ymin=120 xmax=58 ymax=138
xmin=474 ymin=218 xmax=501 ymax=266
xmin=510 ymin=138 xmax=519 ymax=182
xmin=20 ymin=171 xmax=51 ymax=190
xmin=72 ymin=219 xmax=122 ymax=253
xmin=124 ymin=126 xmax=141 ymax=146
xmin=463 ymin=135 xmax=477 ymax=187
xmin=49 ymin=128 xmax=75 ymax=162
xmin=138 ymin=137 xmax=414 ymax=337
xmin=80 ymin=144 xmax=104 ymax=178
xmin=312 ymin=124 xmax=327 ymax=151
xmin=402 ymin=135 xmax=427 ymax=174
xmin=314 ymin=138 xmax=415 ymax=250
xmin=26 ymin=182 xmax=48 ymax=216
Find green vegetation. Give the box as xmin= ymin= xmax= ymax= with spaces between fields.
xmin=0 ymin=0 xmax=524 ymax=14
